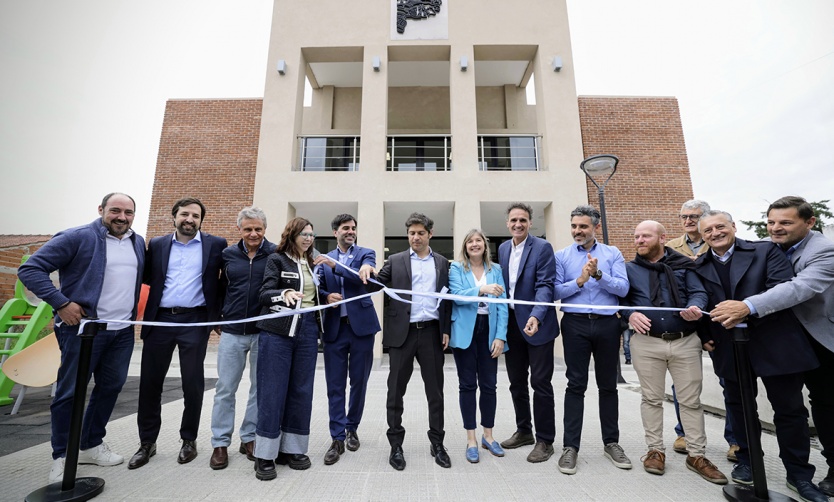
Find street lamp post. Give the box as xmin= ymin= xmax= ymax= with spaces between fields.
xmin=579 ymin=154 xmax=619 ymax=244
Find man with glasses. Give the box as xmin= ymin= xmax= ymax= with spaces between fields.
xmin=667 ymin=200 xmax=711 ymax=259
xmin=665 ymin=200 xmax=739 ymax=463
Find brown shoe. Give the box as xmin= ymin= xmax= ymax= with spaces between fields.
xmin=526 ymin=441 xmax=554 ymax=463
xmin=642 ymin=449 xmax=665 ymax=475
xmin=500 ymin=432 xmax=535 ymax=450
xmin=686 ymin=455 xmax=728 ymax=485
xmin=726 ymin=444 xmax=739 ymax=462
xmin=210 ymin=447 xmax=228 ymax=470
xmin=239 ymin=441 xmax=255 ymax=461
xmin=673 ymin=436 xmax=687 ymax=454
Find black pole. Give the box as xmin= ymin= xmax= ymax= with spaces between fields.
xmin=722 ymin=326 xmax=794 ymax=502
xmin=598 ymin=186 xmax=609 ymax=245
xmin=26 ymin=320 xmax=106 ymax=502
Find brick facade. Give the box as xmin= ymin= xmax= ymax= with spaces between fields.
xmin=578 ymin=96 xmax=694 ymax=255
xmin=0 ymin=238 xmax=49 ymax=305
xmin=146 ymin=96 xmax=694 ymax=256
xmin=146 ymin=99 xmax=264 ymax=243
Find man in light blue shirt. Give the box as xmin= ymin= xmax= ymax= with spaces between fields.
xmin=553 ymin=205 xmax=631 ymax=475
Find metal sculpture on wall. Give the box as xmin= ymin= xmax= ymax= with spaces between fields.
xmin=396 ymin=0 xmax=442 ymax=34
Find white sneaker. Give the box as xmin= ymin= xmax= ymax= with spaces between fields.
xmin=78 ymin=442 xmax=124 ymax=466
xmin=49 ymin=457 xmax=65 ymax=483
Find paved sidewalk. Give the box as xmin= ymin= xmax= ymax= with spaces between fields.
xmin=0 ymin=345 xmax=827 ymax=501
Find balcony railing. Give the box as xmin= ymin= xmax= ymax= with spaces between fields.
xmin=298 ymin=136 xmax=359 ymax=171
xmin=478 ymin=135 xmax=540 ymax=171
xmin=387 ymin=135 xmax=451 ymax=171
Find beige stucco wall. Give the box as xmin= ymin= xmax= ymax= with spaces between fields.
xmin=254 ymin=0 xmax=588 ymax=357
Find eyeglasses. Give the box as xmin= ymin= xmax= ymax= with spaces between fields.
xmin=679 ymin=214 xmax=702 ymax=221
xmin=299 ymin=232 xmax=316 ymax=239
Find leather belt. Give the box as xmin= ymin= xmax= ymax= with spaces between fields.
xmin=564 ymin=312 xmax=615 ymax=320
xmin=645 ymin=331 xmax=693 ymax=341
xmin=410 ymin=320 xmax=438 ymax=329
xmin=158 ymin=306 xmax=207 ymax=315
xmin=340 ymin=316 xmax=350 ymax=325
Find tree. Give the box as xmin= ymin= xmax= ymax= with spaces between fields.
xmin=742 ymin=199 xmax=832 ymax=239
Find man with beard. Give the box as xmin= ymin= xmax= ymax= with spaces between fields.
xmin=621 ymin=221 xmax=727 ymax=485
xmin=129 ymin=197 xmax=226 ymax=469
xmin=317 ymin=214 xmax=380 ymax=465
xmin=553 ymin=205 xmax=631 ymax=475
xmin=18 ymin=193 xmax=146 ymax=482
xmin=695 ymin=210 xmax=826 ymax=502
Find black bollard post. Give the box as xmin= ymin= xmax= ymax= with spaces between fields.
xmin=723 ymin=325 xmax=794 ymax=502
xmin=26 ymin=320 xmax=106 ymax=502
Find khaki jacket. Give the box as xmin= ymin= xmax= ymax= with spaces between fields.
xmin=666 ymin=234 xmax=709 ymax=259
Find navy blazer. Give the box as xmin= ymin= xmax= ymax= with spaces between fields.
xmin=141 ymin=231 xmax=227 ymax=338
xmin=317 ymin=245 xmax=381 ymax=341
xmin=694 ymin=238 xmax=818 ymax=379
xmin=498 ymin=235 xmax=558 ymax=346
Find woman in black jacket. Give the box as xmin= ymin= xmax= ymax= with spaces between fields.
xmin=252 ymin=217 xmax=324 ymax=481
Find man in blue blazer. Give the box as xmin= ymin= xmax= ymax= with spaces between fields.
xmin=129 ymin=197 xmax=227 ymax=470
xmin=695 ymin=210 xmax=826 ymax=502
xmin=317 ymin=214 xmax=381 ymax=466
xmin=497 ymin=202 xmax=558 ymax=463
xmin=711 ymin=196 xmax=834 ymax=496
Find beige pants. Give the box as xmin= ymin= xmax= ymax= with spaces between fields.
xmin=631 ymin=332 xmax=706 ymax=456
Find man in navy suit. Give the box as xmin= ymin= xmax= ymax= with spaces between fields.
xmin=317 ymin=214 xmax=381 ymax=465
xmin=129 ymin=197 xmax=227 ymax=469
xmin=695 ymin=210 xmax=825 ymax=502
xmin=497 ymin=202 xmax=558 ymax=463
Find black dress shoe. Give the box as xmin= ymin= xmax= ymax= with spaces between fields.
xmin=819 ymin=468 xmax=834 ymax=497
xmin=345 ymin=431 xmax=360 ymax=452
xmin=324 ymin=440 xmax=345 ymax=465
xmin=210 ymin=447 xmax=228 ymax=470
xmin=275 ymin=452 xmax=312 ymax=470
xmin=389 ymin=445 xmax=406 ymax=471
xmin=254 ymin=458 xmax=277 ymax=481
xmin=178 ymin=440 xmax=198 ymax=464
xmin=239 ymin=440 xmax=255 ymax=461
xmin=128 ymin=442 xmax=156 ymax=470
xmin=430 ymin=443 xmax=451 ymax=468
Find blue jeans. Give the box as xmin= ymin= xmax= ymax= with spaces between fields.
xmin=211 ymin=332 xmax=258 ymax=447
xmin=622 ymin=328 xmax=632 ymax=360
xmin=52 ymin=325 xmax=134 ymax=459
xmin=254 ymin=313 xmax=318 ymax=460
xmin=452 ymin=314 xmax=498 ymax=430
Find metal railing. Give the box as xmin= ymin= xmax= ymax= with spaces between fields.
xmin=387 ymin=135 xmax=452 ymax=171
xmin=478 ymin=135 xmax=540 ymax=171
xmin=298 ymin=136 xmax=360 ymax=171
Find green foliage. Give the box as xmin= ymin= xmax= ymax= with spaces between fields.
xmin=741 ymin=199 xmax=831 ymax=239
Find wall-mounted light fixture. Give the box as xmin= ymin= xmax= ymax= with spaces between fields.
xmin=460 ymin=56 xmax=468 ymax=72
xmin=277 ymin=59 xmax=286 ymax=75
xmin=552 ymin=56 xmax=563 ymax=72
xmin=372 ymin=56 xmax=381 ymax=72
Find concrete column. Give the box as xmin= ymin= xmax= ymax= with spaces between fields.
xmin=453 ymin=199 xmax=481 ymax=256
xmin=359 ymin=47 xmax=389 ymax=175
xmin=449 ymin=45 xmax=478 ymax=174
xmin=320 ymin=85 xmax=334 ymax=129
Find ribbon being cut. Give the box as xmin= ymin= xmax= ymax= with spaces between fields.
xmin=76 ymin=254 xmax=702 ymax=334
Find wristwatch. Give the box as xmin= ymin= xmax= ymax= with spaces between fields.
xmin=592 ymin=269 xmax=603 ymax=280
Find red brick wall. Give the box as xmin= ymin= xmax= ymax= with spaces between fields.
xmin=577 ymin=96 xmax=693 ymax=255
xmin=147 ymin=99 xmax=264 ymax=243
xmin=0 ymin=241 xmax=48 ymax=304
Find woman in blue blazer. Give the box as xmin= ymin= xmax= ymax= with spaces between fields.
xmin=448 ymin=228 xmax=509 ymax=463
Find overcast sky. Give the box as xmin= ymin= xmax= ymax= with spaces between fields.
xmin=1 ymin=0 xmax=832 ymax=239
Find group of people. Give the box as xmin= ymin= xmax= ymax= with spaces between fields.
xmin=17 ymin=194 xmax=833 ymax=501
